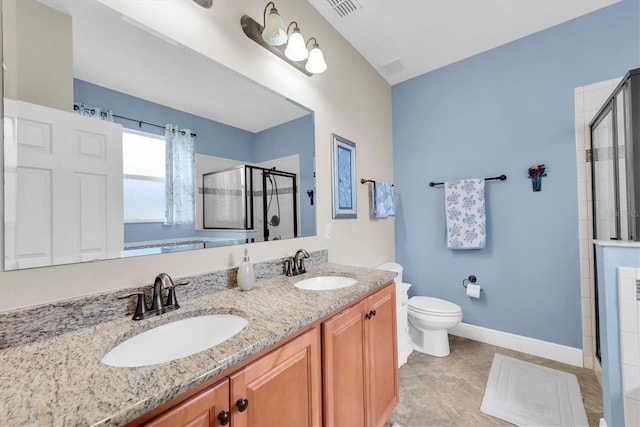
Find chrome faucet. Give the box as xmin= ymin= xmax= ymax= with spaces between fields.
xmin=285 ymin=249 xmax=310 ymax=276
xmin=118 ymin=273 xmax=189 ymax=320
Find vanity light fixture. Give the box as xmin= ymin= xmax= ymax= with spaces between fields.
xmin=305 ymin=38 xmax=327 ymax=74
xmin=262 ymin=2 xmax=287 ymax=46
xmin=241 ymin=3 xmax=327 ymax=76
xmin=284 ymin=22 xmax=308 ymax=61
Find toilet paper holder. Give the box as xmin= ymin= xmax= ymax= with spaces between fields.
xmin=462 ymin=275 xmax=483 ymax=291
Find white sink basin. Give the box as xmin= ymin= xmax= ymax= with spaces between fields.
xmin=102 ymin=314 xmax=248 ymax=367
xmin=294 ymin=276 xmax=358 ymax=291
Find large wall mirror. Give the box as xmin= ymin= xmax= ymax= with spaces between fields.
xmin=2 ymin=0 xmax=316 ymax=271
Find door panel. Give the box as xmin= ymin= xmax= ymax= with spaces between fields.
xmin=366 ymin=285 xmax=399 ymax=426
xmin=144 ymin=378 xmax=229 ymax=427
xmin=231 ymin=328 xmax=321 ymax=427
xmin=3 ymin=99 xmax=123 ymax=269
xmin=322 ymin=301 xmax=367 ymax=426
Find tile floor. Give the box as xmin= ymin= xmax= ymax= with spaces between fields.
xmin=386 ymin=336 xmax=603 ymax=427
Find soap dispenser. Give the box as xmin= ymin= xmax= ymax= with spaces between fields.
xmin=237 ymin=248 xmax=256 ymax=291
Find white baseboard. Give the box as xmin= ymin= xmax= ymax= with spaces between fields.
xmin=450 ymin=322 xmax=583 ymax=367
xmin=398 ymin=342 xmax=413 ymax=368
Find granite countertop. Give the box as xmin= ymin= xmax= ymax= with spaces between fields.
xmin=0 ymin=263 xmax=395 ymax=426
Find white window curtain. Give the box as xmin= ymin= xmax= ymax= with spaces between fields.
xmin=165 ymin=124 xmax=195 ymax=225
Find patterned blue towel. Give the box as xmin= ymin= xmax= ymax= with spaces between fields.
xmin=373 ymin=180 xmax=395 ymax=218
xmin=444 ymin=179 xmax=486 ymax=249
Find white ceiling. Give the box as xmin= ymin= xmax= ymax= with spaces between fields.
xmin=308 ymin=0 xmax=620 ymax=85
xmin=38 ymin=0 xmax=619 ymax=130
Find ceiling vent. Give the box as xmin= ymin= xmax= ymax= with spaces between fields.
xmin=326 ymin=0 xmax=362 ymax=18
xmin=380 ymin=59 xmax=406 ymax=75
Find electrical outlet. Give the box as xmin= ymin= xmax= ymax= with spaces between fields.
xmin=325 ymin=223 xmax=331 ymax=239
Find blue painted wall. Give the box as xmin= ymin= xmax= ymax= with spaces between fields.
xmin=74 ymin=79 xmax=315 ymax=243
xmin=74 ymin=79 xmax=256 ymax=160
xmin=392 ymin=0 xmax=640 ymax=348
xmin=596 ymin=245 xmax=640 ymax=426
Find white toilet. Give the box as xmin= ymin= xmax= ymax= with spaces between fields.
xmin=408 ymin=296 xmax=462 ymax=357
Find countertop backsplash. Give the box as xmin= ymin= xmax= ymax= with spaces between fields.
xmin=0 ymin=249 xmax=328 ymax=349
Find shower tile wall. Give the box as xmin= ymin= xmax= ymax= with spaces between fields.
xmin=617 ymin=267 xmax=640 ymax=426
xmin=574 ymin=77 xmax=621 ymax=370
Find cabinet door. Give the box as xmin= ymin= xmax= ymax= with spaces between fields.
xmin=322 ymin=300 xmax=367 ymax=426
xmin=144 ymin=378 xmax=230 ymax=427
xmin=366 ymin=284 xmax=399 ymax=426
xmin=230 ymin=327 xmax=322 ymax=427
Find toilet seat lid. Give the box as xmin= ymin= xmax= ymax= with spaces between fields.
xmin=409 ymin=296 xmax=462 ymax=315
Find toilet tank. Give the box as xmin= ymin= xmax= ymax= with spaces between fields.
xmin=376 ymin=262 xmax=403 ymax=284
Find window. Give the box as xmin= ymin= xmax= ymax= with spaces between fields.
xmin=122 ymin=131 xmax=165 ymax=222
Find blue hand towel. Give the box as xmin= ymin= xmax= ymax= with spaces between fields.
xmin=444 ymin=178 xmax=485 ymax=249
xmin=373 ymin=180 xmax=395 ymax=218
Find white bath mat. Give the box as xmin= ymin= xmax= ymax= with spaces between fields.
xmin=480 ymin=353 xmax=588 ymax=427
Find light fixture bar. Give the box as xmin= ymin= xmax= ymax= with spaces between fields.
xmin=241 ymin=15 xmax=313 ymax=76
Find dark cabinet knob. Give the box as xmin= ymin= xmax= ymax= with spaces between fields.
xmin=365 ymin=309 xmax=377 ymax=320
xmin=236 ymin=398 xmax=249 ymax=412
xmin=217 ymin=410 xmax=231 ymax=425
xmin=371 ymin=309 xmax=376 ymax=317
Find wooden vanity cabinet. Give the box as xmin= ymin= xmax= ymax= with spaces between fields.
xmin=143 ymin=327 xmax=321 ymax=427
xmin=138 ymin=282 xmax=396 ymax=427
xmin=322 ymin=283 xmax=398 ymax=427
xmin=143 ymin=378 xmax=230 ymax=427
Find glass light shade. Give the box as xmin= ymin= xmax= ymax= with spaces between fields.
xmin=262 ymin=8 xmax=287 ymax=46
xmin=284 ymin=30 xmax=308 ymax=61
xmin=305 ymin=45 xmax=327 ymax=74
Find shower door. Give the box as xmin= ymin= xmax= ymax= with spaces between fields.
xmin=203 ymin=165 xmax=297 ymax=242
xmin=589 ymin=68 xmax=640 ymax=361
xmin=202 ymin=166 xmax=252 ymax=230
xmin=256 ymin=169 xmax=297 ymax=241
xmin=590 ymin=69 xmax=640 ymax=241
xmin=591 ymin=108 xmax=618 ymax=240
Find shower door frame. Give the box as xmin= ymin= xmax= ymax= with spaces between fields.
xmin=258 ymin=167 xmax=298 ymax=242
xmin=588 ymin=68 xmax=640 ymax=362
xmin=201 ymin=165 xmax=298 ymax=242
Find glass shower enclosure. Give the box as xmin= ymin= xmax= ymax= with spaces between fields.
xmin=202 ymin=165 xmax=297 ymax=242
xmin=590 ymin=68 xmax=640 ymax=241
xmin=590 ymin=68 xmax=640 ymax=362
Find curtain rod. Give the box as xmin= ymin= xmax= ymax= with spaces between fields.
xmin=113 ymin=114 xmax=196 ymax=138
xmin=73 ymin=104 xmax=196 ymax=137
xmin=428 ymin=175 xmax=507 ymax=187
